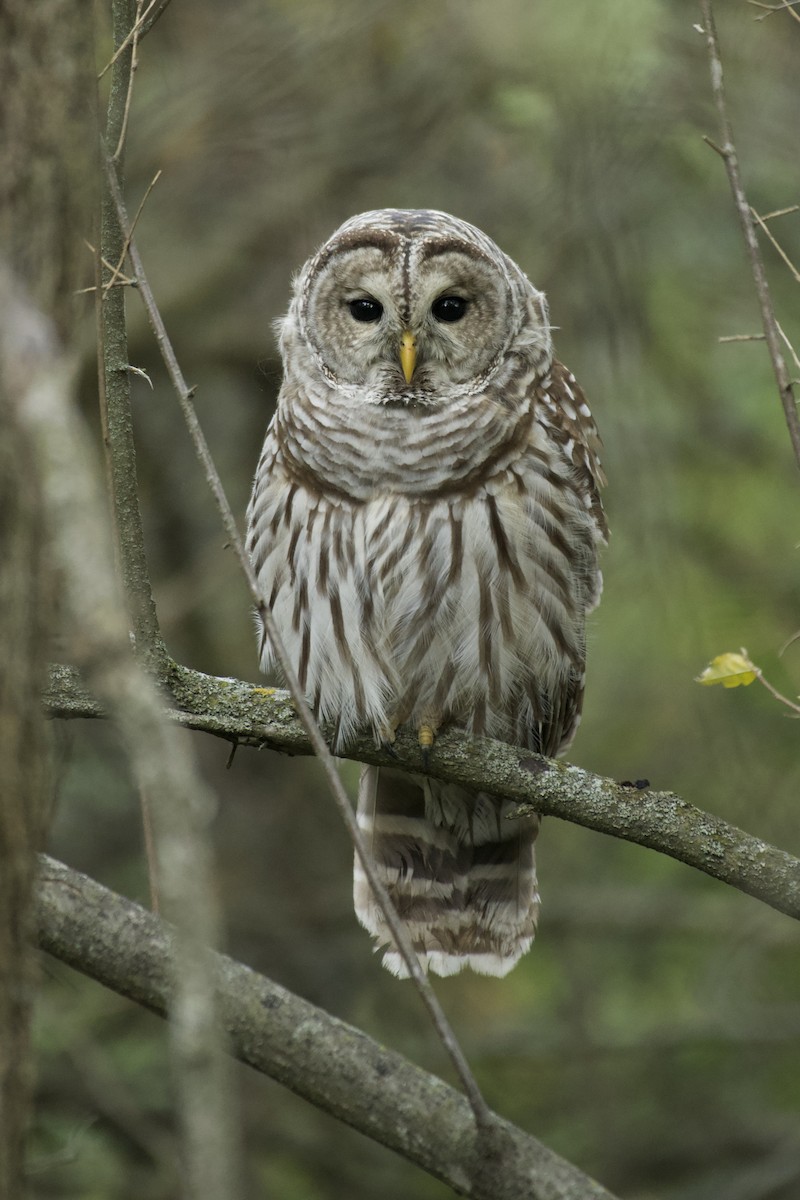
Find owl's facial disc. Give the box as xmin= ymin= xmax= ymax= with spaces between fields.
xmin=302 ymin=238 xmax=520 ymax=394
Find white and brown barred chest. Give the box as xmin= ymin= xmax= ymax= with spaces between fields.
xmin=246 ymin=387 xmax=601 ymax=756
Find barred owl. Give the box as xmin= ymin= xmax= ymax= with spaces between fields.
xmin=246 ymin=209 xmax=606 ymax=977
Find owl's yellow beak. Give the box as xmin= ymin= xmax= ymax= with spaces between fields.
xmin=400 ymin=331 xmax=417 ymax=383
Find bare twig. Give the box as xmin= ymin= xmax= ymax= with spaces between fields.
xmin=138 ymin=0 xmax=175 ymax=37
xmin=104 ymin=170 xmax=161 ymax=293
xmin=103 ymin=160 xmax=491 ymax=1130
xmin=81 ymin=240 xmax=137 ymax=290
xmin=779 ymin=629 xmax=800 ymax=656
xmin=747 ymin=0 xmax=800 ymax=24
xmin=76 ymin=279 xmax=135 ymax=295
xmin=760 ymin=205 xmax=800 ymax=222
xmin=700 ymin=0 xmax=800 ymax=472
xmin=45 ymin=663 xmax=800 ymax=926
xmin=755 ymin=672 xmax=800 ymax=716
xmin=38 ymin=855 xmax=619 ymax=1200
xmin=97 ymin=0 xmax=173 ymax=76
xmin=718 ymin=333 xmax=766 ymax=343
xmin=777 ymin=321 xmax=800 ymax=374
xmin=751 ymin=206 xmax=800 ymax=283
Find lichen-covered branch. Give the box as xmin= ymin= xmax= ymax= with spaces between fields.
xmin=45 ymin=662 xmax=800 ymax=924
xmin=37 ymin=855 xmax=617 ymax=1200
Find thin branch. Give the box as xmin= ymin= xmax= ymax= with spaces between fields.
xmin=81 ymin=241 xmax=137 ymax=291
xmin=97 ymin=0 xmax=173 ymax=76
xmin=777 ymin=320 xmax=800 ymax=374
xmin=756 ymin=672 xmax=800 ymax=716
xmin=138 ymin=0 xmax=175 ymax=37
xmin=747 ymin=0 xmax=800 ymax=23
xmin=77 ymin=279 xmax=136 ymax=295
xmin=700 ymin=0 xmax=800 ymax=472
xmin=83 ymin=239 xmax=137 ymax=288
xmin=779 ymin=629 xmax=800 ymax=656
xmin=760 ymin=205 xmax=800 ymax=222
xmin=37 ymin=855 xmax=619 ymax=1200
xmin=104 ymin=170 xmax=161 ymax=293
xmin=104 ymin=158 xmax=492 ymax=1129
xmin=751 ymin=206 xmax=800 ymax=283
xmin=719 ymin=333 xmax=766 ymax=343
xmin=45 ymin=663 xmax=800 ymax=925
xmin=96 ymin=1 xmax=168 ymax=675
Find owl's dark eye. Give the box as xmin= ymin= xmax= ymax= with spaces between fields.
xmin=348 ymin=297 xmax=383 ymax=323
xmin=431 ymin=295 xmax=469 ymax=323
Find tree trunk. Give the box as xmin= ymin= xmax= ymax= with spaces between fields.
xmin=0 ymin=1 xmax=93 ymax=1191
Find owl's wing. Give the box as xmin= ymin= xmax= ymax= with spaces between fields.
xmin=537 ymin=359 xmax=608 ymax=546
xmin=524 ymin=360 xmax=607 ymax=757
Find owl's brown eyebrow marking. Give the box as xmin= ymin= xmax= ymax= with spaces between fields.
xmin=419 ymin=238 xmax=492 ymax=264
xmin=328 ymin=232 xmax=398 ymax=258
xmin=308 ymin=232 xmax=402 ymax=284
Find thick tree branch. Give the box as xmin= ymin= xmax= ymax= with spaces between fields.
xmin=37 ymin=855 xmax=617 ymax=1200
xmin=45 ymin=663 xmax=800 ymax=924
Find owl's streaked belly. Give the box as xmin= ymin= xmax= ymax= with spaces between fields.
xmin=246 ymin=436 xmax=595 ymax=754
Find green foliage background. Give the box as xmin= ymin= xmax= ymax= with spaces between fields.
xmin=34 ymin=2 xmax=800 ymax=1197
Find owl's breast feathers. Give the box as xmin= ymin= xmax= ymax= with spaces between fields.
xmin=245 ymin=358 xmax=604 ymax=756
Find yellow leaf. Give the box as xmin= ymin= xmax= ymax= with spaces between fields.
xmin=696 ymin=651 xmax=759 ymax=688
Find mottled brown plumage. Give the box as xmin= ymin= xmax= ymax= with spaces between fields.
xmin=246 ymin=209 xmax=606 ymax=976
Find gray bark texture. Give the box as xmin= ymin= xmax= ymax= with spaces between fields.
xmin=0 ymin=308 xmax=52 ymax=1200
xmin=45 ymin=661 xmax=800 ymax=925
xmin=0 ymin=1 xmax=93 ymax=1192
xmin=38 ymin=855 xmax=617 ymax=1200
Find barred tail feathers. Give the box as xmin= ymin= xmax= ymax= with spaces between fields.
xmin=354 ymin=766 xmax=540 ymax=977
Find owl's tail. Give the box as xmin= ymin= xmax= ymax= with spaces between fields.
xmin=354 ymin=765 xmax=540 ymax=977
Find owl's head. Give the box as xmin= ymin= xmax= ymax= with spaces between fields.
xmin=282 ymin=209 xmax=552 ymax=401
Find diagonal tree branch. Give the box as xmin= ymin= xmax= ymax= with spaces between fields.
xmin=45 ymin=662 xmax=800 ymax=925
xmin=103 ymin=153 xmax=492 ymax=1128
xmin=95 ymin=0 xmax=169 ymax=675
xmin=700 ymin=0 xmax=800 ymax=472
xmin=37 ymin=855 xmax=618 ymax=1200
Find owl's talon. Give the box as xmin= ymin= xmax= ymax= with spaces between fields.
xmin=377 ymin=722 xmax=399 ymax=759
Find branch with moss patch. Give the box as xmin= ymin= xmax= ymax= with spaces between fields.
xmin=45 ymin=661 xmax=800 ymax=924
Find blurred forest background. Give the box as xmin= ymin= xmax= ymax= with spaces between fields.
xmin=33 ymin=1 xmax=800 ymax=1197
